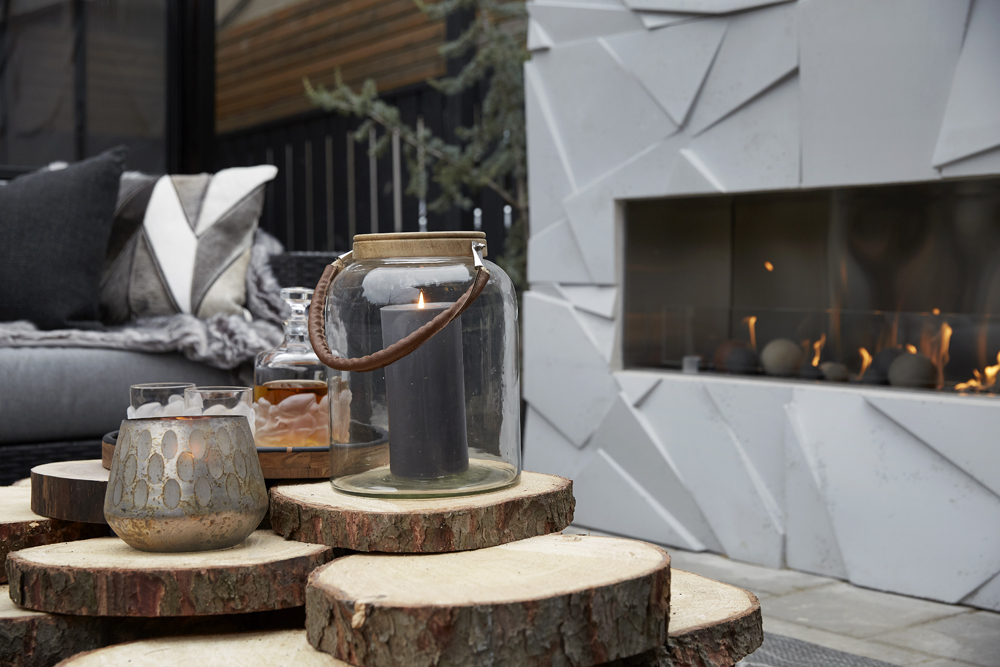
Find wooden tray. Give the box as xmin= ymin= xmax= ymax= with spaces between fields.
xmin=103 ymin=426 xmax=389 ymax=480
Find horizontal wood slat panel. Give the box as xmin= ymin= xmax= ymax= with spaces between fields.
xmin=216 ymin=0 xmax=447 ymax=133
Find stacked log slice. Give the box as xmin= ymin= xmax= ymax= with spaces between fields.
xmin=0 ymin=585 xmax=104 ymax=667
xmin=58 ymin=630 xmax=345 ymax=666
xmin=52 ymin=569 xmax=761 ymax=667
xmin=610 ymin=570 xmax=763 ymax=667
xmin=0 ymin=487 xmax=107 ymax=584
xmin=306 ymin=533 xmax=671 ymax=667
xmin=7 ymin=531 xmax=331 ymax=617
xmin=30 ymin=460 xmax=109 ymax=524
xmin=270 ymin=471 xmax=574 ymax=552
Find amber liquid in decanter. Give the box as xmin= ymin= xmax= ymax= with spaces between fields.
xmin=253 ymin=379 xmax=328 ymax=405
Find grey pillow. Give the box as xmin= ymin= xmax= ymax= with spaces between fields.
xmin=0 ymin=147 xmax=127 ymax=330
xmin=100 ymin=165 xmax=278 ymax=324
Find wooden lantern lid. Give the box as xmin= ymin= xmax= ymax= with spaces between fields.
xmin=352 ymin=231 xmax=487 ymax=259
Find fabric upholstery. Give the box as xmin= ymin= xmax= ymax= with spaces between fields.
xmin=100 ymin=165 xmax=278 ymax=323
xmin=0 ymin=347 xmax=236 ymax=445
xmin=0 ymin=147 xmax=127 ymax=329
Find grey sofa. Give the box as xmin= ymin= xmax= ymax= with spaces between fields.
xmin=0 ymin=251 xmax=336 ymax=485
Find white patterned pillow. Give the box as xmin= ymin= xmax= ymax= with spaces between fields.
xmin=100 ymin=165 xmax=277 ymax=323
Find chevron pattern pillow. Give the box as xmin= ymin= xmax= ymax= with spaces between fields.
xmin=100 ymin=165 xmax=278 ymax=324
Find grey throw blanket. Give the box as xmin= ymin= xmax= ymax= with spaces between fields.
xmin=0 ymin=231 xmax=288 ymax=369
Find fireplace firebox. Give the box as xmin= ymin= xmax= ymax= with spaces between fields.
xmin=624 ymin=178 xmax=1000 ymax=393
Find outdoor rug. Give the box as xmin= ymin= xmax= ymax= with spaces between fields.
xmin=738 ymin=633 xmax=898 ymax=667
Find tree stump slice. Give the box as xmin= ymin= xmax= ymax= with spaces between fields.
xmin=270 ymin=471 xmax=574 ymax=553
xmin=7 ymin=530 xmax=332 ymax=617
xmin=609 ymin=570 xmax=763 ymax=667
xmin=306 ymin=533 xmax=670 ymax=667
xmin=0 ymin=487 xmax=107 ymax=585
xmin=31 ymin=461 xmax=109 ymax=525
xmin=60 ymin=630 xmax=346 ymax=666
xmin=0 ymin=585 xmax=105 ymax=667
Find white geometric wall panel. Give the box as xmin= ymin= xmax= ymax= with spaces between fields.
xmin=523 ymin=0 xmax=1000 ymax=611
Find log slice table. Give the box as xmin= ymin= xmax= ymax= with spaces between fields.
xmin=54 ymin=570 xmax=762 ymax=667
xmin=611 ymin=569 xmax=763 ymax=667
xmin=270 ymin=471 xmax=574 ymax=553
xmin=0 ymin=487 xmax=107 ymax=584
xmin=7 ymin=530 xmax=331 ymax=617
xmin=30 ymin=461 xmax=109 ymax=525
xmin=306 ymin=533 xmax=671 ymax=667
xmin=59 ymin=629 xmax=345 ymax=666
xmin=0 ymin=585 xmax=104 ymax=667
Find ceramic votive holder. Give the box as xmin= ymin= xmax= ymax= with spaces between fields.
xmin=105 ymin=416 xmax=267 ymax=552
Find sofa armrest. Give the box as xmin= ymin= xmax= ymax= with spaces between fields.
xmin=268 ymin=251 xmax=342 ymax=290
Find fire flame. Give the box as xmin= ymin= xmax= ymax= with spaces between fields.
xmin=743 ymin=316 xmax=757 ymax=351
xmin=956 ymin=351 xmax=1000 ymax=392
xmin=936 ymin=322 xmax=952 ymax=389
xmin=906 ymin=344 xmax=917 ymax=354
xmin=417 ymin=292 xmax=425 ymax=309
xmin=812 ymin=333 xmax=826 ymax=367
xmin=859 ymin=347 xmax=872 ymax=379
xmin=764 ymin=261 xmax=774 ymax=272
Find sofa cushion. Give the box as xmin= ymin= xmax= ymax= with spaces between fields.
xmin=0 ymin=147 xmax=127 ymax=329
xmin=0 ymin=347 xmax=236 ymax=445
xmin=100 ymin=165 xmax=278 ymax=324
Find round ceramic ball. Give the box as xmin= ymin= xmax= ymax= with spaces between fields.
xmin=820 ymin=361 xmax=850 ymax=382
xmin=799 ymin=364 xmax=824 ymax=380
xmin=863 ymin=347 xmax=904 ymax=385
xmin=713 ymin=340 xmax=748 ymax=372
xmin=760 ymin=338 xmax=804 ymax=376
xmin=726 ymin=347 xmax=760 ymax=375
xmin=888 ymin=353 xmax=937 ymax=389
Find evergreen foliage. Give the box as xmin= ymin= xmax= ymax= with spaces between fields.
xmin=305 ymin=0 xmax=529 ymax=292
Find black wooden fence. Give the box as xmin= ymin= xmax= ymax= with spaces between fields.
xmin=214 ymin=81 xmax=512 ymax=253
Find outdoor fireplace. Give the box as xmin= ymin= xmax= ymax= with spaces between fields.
xmin=624 ymin=178 xmax=1000 ymax=393
xmin=522 ymin=0 xmax=1000 ymax=614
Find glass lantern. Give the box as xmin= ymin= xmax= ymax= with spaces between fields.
xmin=310 ymin=231 xmax=520 ymax=498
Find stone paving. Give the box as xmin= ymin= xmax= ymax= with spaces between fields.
xmin=564 ymin=526 xmax=1000 ymax=667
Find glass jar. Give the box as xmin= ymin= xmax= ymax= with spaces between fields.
xmin=311 ymin=231 xmax=520 ymax=497
xmin=253 ymin=288 xmax=340 ymax=449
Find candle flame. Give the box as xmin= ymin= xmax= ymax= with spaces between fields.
xmin=417 ymin=292 xmax=425 ymax=309
xmin=906 ymin=344 xmax=917 ymax=354
xmin=764 ymin=261 xmax=774 ymax=272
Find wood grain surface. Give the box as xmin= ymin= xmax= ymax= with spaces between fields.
xmin=306 ymin=533 xmax=671 ymax=667
xmin=611 ymin=569 xmax=763 ymax=667
xmin=0 ymin=487 xmax=107 ymax=585
xmin=7 ymin=531 xmax=331 ymax=617
xmin=30 ymin=460 xmax=109 ymax=524
xmin=270 ymin=471 xmax=574 ymax=552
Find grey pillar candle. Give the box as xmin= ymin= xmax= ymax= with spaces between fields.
xmin=380 ymin=297 xmax=469 ymax=479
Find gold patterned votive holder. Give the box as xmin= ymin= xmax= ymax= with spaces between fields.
xmin=105 ymin=416 xmax=267 ymax=552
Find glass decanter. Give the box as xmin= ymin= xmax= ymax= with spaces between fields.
xmin=253 ymin=288 xmax=347 ymax=448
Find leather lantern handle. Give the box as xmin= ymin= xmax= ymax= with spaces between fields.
xmin=308 ymin=252 xmax=490 ymax=373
